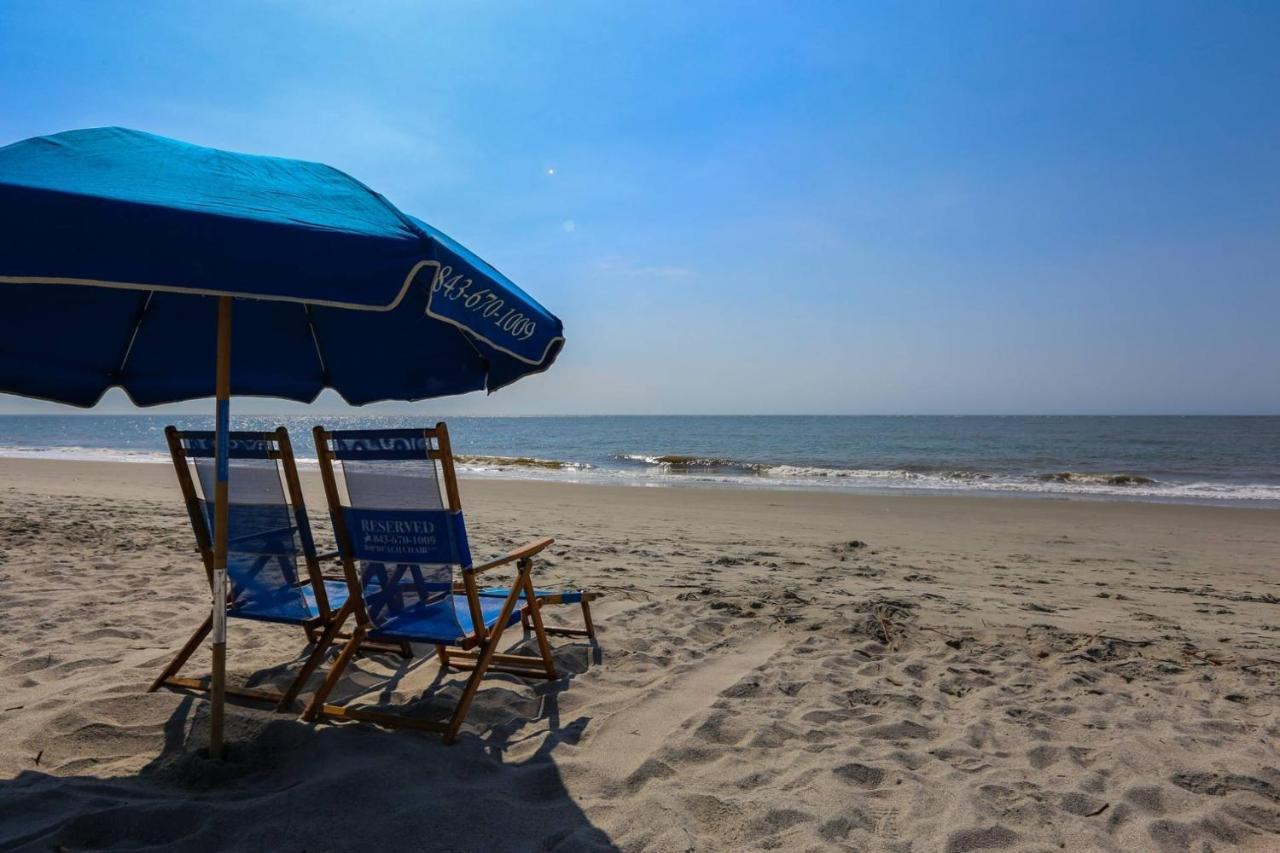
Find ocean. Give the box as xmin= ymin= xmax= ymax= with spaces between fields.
xmin=0 ymin=415 xmax=1277 ymax=506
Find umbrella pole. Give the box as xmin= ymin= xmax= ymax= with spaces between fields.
xmin=210 ymin=295 xmax=233 ymax=760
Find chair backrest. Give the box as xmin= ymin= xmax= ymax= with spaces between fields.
xmin=166 ymin=426 xmax=331 ymax=622
xmin=313 ymin=424 xmax=475 ymax=637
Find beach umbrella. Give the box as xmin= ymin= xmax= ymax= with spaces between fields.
xmin=0 ymin=127 xmax=565 ymax=758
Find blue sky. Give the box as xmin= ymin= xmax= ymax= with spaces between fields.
xmin=1 ymin=1 xmax=1277 ymax=415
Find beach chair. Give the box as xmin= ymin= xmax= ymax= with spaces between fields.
xmin=151 ymin=426 xmax=400 ymax=705
xmin=290 ymin=424 xmax=560 ymax=742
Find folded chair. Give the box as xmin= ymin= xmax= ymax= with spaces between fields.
xmin=151 ymin=426 xmax=401 ymax=705
xmin=290 ymin=424 xmax=560 ymax=743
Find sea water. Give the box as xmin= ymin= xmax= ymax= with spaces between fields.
xmin=0 ymin=415 xmax=1277 ymax=506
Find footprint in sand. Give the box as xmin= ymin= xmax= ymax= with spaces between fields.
xmin=833 ymin=761 xmax=886 ymax=788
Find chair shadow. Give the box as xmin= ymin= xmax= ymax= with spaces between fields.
xmin=273 ymin=621 xmax=603 ymax=728
xmin=176 ymin=617 xmax=601 ymax=731
xmin=0 ymin=635 xmax=618 ymax=852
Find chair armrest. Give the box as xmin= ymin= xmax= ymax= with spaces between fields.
xmin=468 ymin=537 xmax=555 ymax=575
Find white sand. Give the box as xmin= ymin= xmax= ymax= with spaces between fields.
xmin=1 ymin=458 xmax=1279 ymax=851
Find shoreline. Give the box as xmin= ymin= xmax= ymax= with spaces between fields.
xmin=2 ymin=453 xmax=1277 ymax=510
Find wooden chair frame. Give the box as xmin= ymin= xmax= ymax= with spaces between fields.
xmin=151 ymin=425 xmax=403 ymax=707
xmin=516 ymin=591 xmax=598 ymax=640
xmin=288 ymin=423 xmax=558 ymax=743
xmin=471 ymin=584 xmax=599 ymax=640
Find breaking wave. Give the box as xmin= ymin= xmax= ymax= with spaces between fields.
xmin=3 ymin=444 xmax=1277 ymax=504
xmin=455 ymin=454 xmax=592 ymax=471
xmin=615 ymin=453 xmax=770 ymax=472
xmin=595 ymin=453 xmax=1280 ymax=503
xmin=1039 ymin=471 xmax=1155 ymax=486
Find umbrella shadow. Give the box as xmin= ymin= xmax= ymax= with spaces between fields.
xmin=0 ymin=656 xmax=618 ymax=852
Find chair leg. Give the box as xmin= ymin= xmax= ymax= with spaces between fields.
xmin=442 ymin=638 xmax=500 ymax=745
xmin=521 ymin=570 xmax=558 ymax=680
xmin=581 ymin=598 xmax=596 ymax=640
xmin=443 ymin=572 xmax=526 ymax=744
xmin=278 ymin=602 xmax=352 ymax=710
xmin=301 ymin=625 xmax=366 ymax=722
xmin=399 ymin=640 xmax=414 ymax=659
xmin=149 ymin=614 xmax=212 ymax=692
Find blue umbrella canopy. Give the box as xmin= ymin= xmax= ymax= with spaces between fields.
xmin=0 ymin=126 xmax=565 ymax=760
xmin=0 ymin=127 xmax=564 ymax=406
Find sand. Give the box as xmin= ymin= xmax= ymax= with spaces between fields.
xmin=1 ymin=457 xmax=1279 ymax=852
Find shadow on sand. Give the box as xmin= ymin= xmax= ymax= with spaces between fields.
xmin=0 ymin=640 xmax=616 ymax=852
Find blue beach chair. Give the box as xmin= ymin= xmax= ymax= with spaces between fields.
xmin=292 ymin=424 xmax=563 ymax=743
xmin=151 ymin=427 xmax=401 ymax=706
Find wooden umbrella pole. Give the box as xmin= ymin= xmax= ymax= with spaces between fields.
xmin=210 ymin=296 xmax=233 ymax=760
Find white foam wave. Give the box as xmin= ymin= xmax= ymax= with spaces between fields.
xmin=3 ymin=445 xmax=1276 ymax=504
xmin=0 ymin=445 xmax=170 ymax=464
xmin=758 ymin=465 xmax=1280 ymax=501
xmin=456 ymin=461 xmax=1280 ymax=503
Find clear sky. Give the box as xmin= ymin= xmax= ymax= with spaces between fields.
xmin=1 ymin=1 xmax=1277 ymax=415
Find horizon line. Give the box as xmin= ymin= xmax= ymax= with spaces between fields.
xmin=1 ymin=412 xmax=1277 ymax=419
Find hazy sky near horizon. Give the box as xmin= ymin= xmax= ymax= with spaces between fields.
xmin=1 ymin=1 xmax=1277 ymax=416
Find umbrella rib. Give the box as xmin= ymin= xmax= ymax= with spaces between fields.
xmin=112 ymin=290 xmax=154 ymax=381
xmin=451 ymin=325 xmax=490 ymax=389
xmin=303 ymin=304 xmax=331 ymax=386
